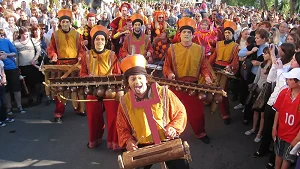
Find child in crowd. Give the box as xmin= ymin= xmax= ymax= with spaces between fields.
xmin=272 ymin=68 xmax=300 ymax=169
xmin=245 ymin=46 xmax=273 ymax=142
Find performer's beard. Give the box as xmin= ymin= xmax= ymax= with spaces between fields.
xmin=134 ymin=27 xmax=141 ymax=34
xmin=225 ymin=35 xmax=233 ymax=41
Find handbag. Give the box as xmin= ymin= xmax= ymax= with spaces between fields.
xmin=245 ymin=83 xmax=258 ymax=105
xmin=252 ymin=82 xmax=270 ymax=110
xmin=240 ymin=57 xmax=253 ymax=80
xmin=29 ymin=38 xmax=50 ymax=66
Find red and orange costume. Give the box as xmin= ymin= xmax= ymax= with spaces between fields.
xmin=110 ymin=2 xmax=132 ymax=55
xmin=47 ymin=9 xmax=85 ymax=119
xmin=152 ymin=11 xmax=168 ymax=37
xmin=82 ymin=13 xmax=96 ymax=50
xmin=80 ymin=25 xmax=121 ymax=150
xmin=163 ymin=18 xmax=213 ymax=140
xmin=193 ymin=29 xmax=218 ymax=58
xmin=208 ymin=21 xmax=239 ymax=121
xmin=119 ymin=13 xmax=153 ymax=59
xmin=152 ymin=33 xmax=170 ymax=62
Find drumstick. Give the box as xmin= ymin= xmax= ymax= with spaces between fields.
xmin=152 ymin=116 xmax=166 ymax=131
xmin=135 ymin=136 xmax=144 ymax=146
xmin=152 ymin=116 xmax=179 ymax=139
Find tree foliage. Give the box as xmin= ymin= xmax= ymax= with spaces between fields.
xmin=225 ymin=0 xmax=299 ymax=16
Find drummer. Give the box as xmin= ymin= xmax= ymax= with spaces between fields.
xmin=208 ymin=20 xmax=239 ymax=125
xmin=116 ymin=54 xmax=190 ymax=169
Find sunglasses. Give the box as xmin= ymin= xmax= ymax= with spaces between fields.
xmin=195 ymin=16 xmax=200 ymax=17
xmin=158 ymin=17 xmax=164 ymax=19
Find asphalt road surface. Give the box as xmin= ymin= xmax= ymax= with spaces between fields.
xmin=0 ymin=98 xmax=277 ymax=169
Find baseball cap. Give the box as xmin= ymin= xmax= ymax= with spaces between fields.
xmin=283 ymin=68 xmax=300 ymax=80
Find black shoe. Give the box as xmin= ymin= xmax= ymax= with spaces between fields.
xmin=54 ymin=117 xmax=62 ymax=123
xmin=252 ymin=151 xmax=262 ymax=158
xmin=224 ymin=118 xmax=231 ymax=125
xmin=265 ymin=163 xmax=274 ymax=169
xmin=199 ymin=136 xmax=210 ymax=144
xmin=78 ymin=112 xmax=86 ymax=116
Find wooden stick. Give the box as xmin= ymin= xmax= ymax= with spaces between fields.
xmin=61 ymin=62 xmax=81 ymax=78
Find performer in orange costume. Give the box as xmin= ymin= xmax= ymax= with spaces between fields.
xmin=119 ymin=13 xmax=153 ymax=61
xmin=152 ymin=11 xmax=168 ymax=37
xmin=82 ymin=12 xmax=96 ymax=50
xmin=81 ymin=25 xmax=121 ymax=149
xmin=193 ymin=19 xmax=218 ymax=58
xmin=163 ymin=17 xmax=213 ymax=144
xmin=110 ymin=2 xmax=131 ymax=56
xmin=47 ymin=9 xmax=85 ymax=123
xmin=208 ymin=21 xmax=239 ymax=125
xmin=116 ymin=54 xmax=189 ymax=168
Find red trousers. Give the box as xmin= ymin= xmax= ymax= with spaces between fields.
xmin=170 ymin=88 xmax=206 ymax=138
xmin=213 ymin=82 xmax=230 ymax=119
xmin=54 ymin=96 xmax=80 ymax=118
xmin=86 ymin=95 xmax=120 ymax=150
xmin=220 ymin=94 xmax=230 ymax=119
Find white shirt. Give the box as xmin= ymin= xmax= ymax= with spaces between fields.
xmin=4 ymin=25 xmax=19 ymax=42
xmin=266 ymin=62 xmax=290 ymax=106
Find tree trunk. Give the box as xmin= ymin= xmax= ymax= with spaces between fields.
xmin=290 ymin=0 xmax=295 ymax=16
xmin=274 ymin=0 xmax=278 ymax=10
xmin=261 ymin=0 xmax=268 ymax=11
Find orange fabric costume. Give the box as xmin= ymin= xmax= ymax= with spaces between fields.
xmin=117 ymin=84 xmax=187 ymax=147
xmin=80 ymin=25 xmax=121 ymax=150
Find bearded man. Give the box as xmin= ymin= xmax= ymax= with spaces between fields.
xmin=208 ymin=21 xmax=239 ymax=125
xmin=163 ymin=17 xmax=213 ymax=144
xmin=119 ymin=13 xmax=153 ymax=62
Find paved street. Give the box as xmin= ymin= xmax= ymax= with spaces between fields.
xmin=0 ymin=98 xmax=271 ymax=169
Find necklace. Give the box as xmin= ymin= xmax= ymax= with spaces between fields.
xmin=20 ymin=39 xmax=29 ymax=45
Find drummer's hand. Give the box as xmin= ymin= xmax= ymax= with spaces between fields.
xmin=51 ymin=54 xmax=58 ymax=62
xmin=167 ymin=73 xmax=175 ymax=80
xmin=205 ymin=76 xmax=212 ymax=85
xmin=164 ymin=126 xmax=177 ymax=139
xmin=146 ymin=51 xmax=151 ymax=58
xmin=126 ymin=139 xmax=138 ymax=151
xmin=148 ymin=56 xmax=153 ymax=64
xmin=224 ymin=66 xmax=232 ymax=73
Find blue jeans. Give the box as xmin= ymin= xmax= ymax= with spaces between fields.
xmin=0 ymin=86 xmax=7 ymax=121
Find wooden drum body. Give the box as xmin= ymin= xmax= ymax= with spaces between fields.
xmin=117 ymin=139 xmax=191 ymax=169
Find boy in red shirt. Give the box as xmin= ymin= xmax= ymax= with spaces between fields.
xmin=272 ymin=68 xmax=300 ymax=169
